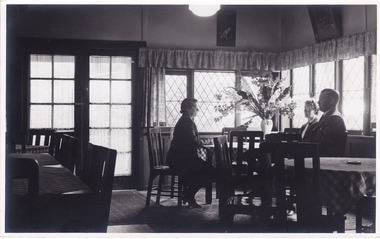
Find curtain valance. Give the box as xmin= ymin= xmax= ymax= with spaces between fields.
xmin=138 ymin=48 xmax=279 ymax=71
xmin=139 ymin=30 xmax=376 ymax=71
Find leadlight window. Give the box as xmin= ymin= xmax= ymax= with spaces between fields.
xmin=342 ymin=56 xmax=364 ymax=131
xmin=89 ymin=56 xmax=132 ymax=176
xmin=315 ymin=61 xmax=335 ymax=98
xmin=194 ymin=71 xmax=236 ymax=132
xmin=29 ymin=54 xmax=75 ymax=130
xmin=165 ymin=74 xmax=187 ymax=127
xmin=292 ymin=66 xmax=310 ymax=128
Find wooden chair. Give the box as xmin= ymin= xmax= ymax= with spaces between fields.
xmin=5 ymin=157 xmax=39 ymax=231
xmin=284 ymin=128 xmax=302 ymax=134
xmin=268 ymin=141 xmax=346 ymax=232
xmin=214 ymin=136 xmax=276 ymax=224
xmin=54 ymin=134 xmax=81 ymax=174
xmin=222 ymin=127 xmax=247 ymax=141
xmin=145 ymin=127 xmax=183 ymax=207
xmin=19 ymin=128 xmax=56 ymax=153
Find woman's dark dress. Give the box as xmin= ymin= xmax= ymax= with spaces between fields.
xmin=166 ymin=114 xmax=218 ymax=198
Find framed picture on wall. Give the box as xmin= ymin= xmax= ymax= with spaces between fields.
xmin=217 ymin=8 xmax=236 ymax=47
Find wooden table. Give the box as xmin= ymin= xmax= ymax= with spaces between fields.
xmin=285 ymin=157 xmax=376 ymax=215
xmin=7 ymin=153 xmax=92 ymax=232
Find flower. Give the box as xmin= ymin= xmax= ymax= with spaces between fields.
xmin=214 ymin=71 xmax=297 ymax=127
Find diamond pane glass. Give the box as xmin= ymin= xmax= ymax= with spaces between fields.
xmin=114 ymin=152 xmax=132 ymax=176
xmin=90 ymin=105 xmax=110 ymax=128
xmin=90 ymin=56 xmax=110 ymax=79
xmin=53 ymin=105 xmax=74 ymax=129
xmin=111 ymin=56 xmax=132 ymax=80
xmin=90 ymin=80 xmax=110 ymax=103
xmin=54 ymin=80 xmax=74 ymax=103
xmin=30 ymin=105 xmax=52 ymax=128
xmin=292 ymin=66 xmax=310 ymax=128
xmin=111 ymin=105 xmax=131 ymax=128
xmin=165 ymin=74 xmax=187 ymax=127
xmin=53 ymin=55 xmax=75 ymax=79
xmin=111 ymin=81 xmax=131 ymax=103
xmin=194 ymin=72 xmax=235 ymax=132
xmin=110 ymin=129 xmax=131 ymax=152
xmin=30 ymin=54 xmax=52 ymax=78
xmin=371 ymin=55 xmax=376 ymax=125
xmin=30 ymin=80 xmax=52 ymax=103
xmin=315 ymin=61 xmax=335 ymax=97
xmin=89 ymin=129 xmax=110 ymax=148
xmin=342 ymin=57 xmax=364 ymax=130
xmin=280 ymin=70 xmax=291 ymax=129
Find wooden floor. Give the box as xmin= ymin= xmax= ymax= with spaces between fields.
xmin=107 ymin=188 xmax=374 ymax=234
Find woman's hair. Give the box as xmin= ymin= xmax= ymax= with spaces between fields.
xmin=180 ymin=98 xmax=197 ymax=114
xmin=305 ymin=99 xmax=319 ymax=114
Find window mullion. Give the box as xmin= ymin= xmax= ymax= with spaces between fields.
xmin=363 ymin=55 xmax=372 ymax=135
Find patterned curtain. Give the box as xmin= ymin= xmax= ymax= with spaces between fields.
xmin=141 ymin=67 xmax=166 ymax=128
xmin=139 ymin=30 xmax=376 ymax=72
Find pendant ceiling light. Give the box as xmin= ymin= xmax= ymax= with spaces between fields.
xmin=189 ymin=5 xmax=220 ymax=17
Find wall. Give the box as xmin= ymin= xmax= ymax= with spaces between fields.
xmin=7 ymin=5 xmax=282 ymax=52
xmin=280 ymin=5 xmax=377 ymax=52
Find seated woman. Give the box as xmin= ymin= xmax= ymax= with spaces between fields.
xmin=166 ymin=98 xmax=219 ymax=208
xmin=300 ymin=99 xmax=319 ymax=141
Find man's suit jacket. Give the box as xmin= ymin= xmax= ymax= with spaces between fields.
xmin=300 ymin=117 xmax=319 ymax=142
xmin=309 ymin=108 xmax=347 ymax=157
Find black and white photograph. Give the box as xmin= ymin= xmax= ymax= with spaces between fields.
xmin=0 ymin=1 xmax=377 ymax=237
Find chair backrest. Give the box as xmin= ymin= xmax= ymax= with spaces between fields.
xmin=6 ymin=157 xmax=39 ymax=196
xmin=229 ymin=131 xmax=263 ymax=173
xmin=54 ymin=134 xmax=81 ymax=174
xmin=222 ymin=127 xmax=247 ymax=141
xmin=284 ymin=128 xmax=302 ymax=134
xmin=26 ymin=128 xmax=56 ymax=147
xmin=261 ymin=141 xmax=321 ymax=225
xmin=147 ymin=128 xmax=166 ymax=169
xmin=157 ymin=127 xmax=174 ymax=161
xmin=81 ymin=143 xmax=117 ymax=204
xmin=345 ymin=135 xmax=376 ymax=158
xmin=213 ymin=136 xmax=232 ymax=175
xmin=265 ymin=132 xmax=301 ymax=143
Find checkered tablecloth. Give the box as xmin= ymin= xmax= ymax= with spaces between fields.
xmin=285 ymin=157 xmax=376 ymax=215
xmin=8 ymin=153 xmax=91 ymax=196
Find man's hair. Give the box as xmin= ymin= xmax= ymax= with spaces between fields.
xmin=305 ymin=99 xmax=319 ymax=114
xmin=321 ymin=88 xmax=340 ymax=105
xmin=180 ymin=98 xmax=197 ymax=114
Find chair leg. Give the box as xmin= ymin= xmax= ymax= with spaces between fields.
xmin=356 ymin=199 xmax=363 ymax=233
xmin=170 ymin=174 xmax=175 ymax=198
xmin=156 ymin=175 xmax=164 ymax=205
xmin=145 ymin=175 xmax=154 ymax=207
xmin=177 ymin=177 xmax=183 ymax=207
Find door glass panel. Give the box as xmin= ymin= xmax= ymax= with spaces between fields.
xmin=30 ymin=80 xmax=52 ymax=103
xmin=30 ymin=105 xmax=52 ymax=128
xmin=111 ymin=81 xmax=131 ymax=103
xmin=89 ymin=105 xmax=110 ymax=128
xmin=89 ymin=55 xmax=132 ymax=176
xmin=111 ymin=56 xmax=132 ymax=79
xmin=53 ymin=105 xmax=74 ymax=129
xmin=30 ymin=54 xmax=52 ymax=78
xmin=90 ymin=56 xmax=110 ymax=79
xmin=111 ymin=105 xmax=131 ymax=128
xmin=90 ymin=80 xmax=110 ymax=103
xmin=54 ymin=80 xmax=74 ymax=103
xmin=89 ymin=129 xmax=110 ymax=148
xmin=53 ymin=55 xmax=75 ymax=78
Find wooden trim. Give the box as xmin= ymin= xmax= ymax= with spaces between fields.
xmin=363 ymin=55 xmax=371 ymax=135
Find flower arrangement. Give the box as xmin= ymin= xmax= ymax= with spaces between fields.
xmin=214 ymin=72 xmax=297 ymax=127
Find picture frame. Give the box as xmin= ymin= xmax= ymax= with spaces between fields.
xmin=216 ymin=8 xmax=236 ymax=47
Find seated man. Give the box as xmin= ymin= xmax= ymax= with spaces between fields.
xmin=309 ymin=89 xmax=347 ymax=156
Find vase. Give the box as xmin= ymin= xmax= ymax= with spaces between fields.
xmin=260 ymin=119 xmax=273 ymax=136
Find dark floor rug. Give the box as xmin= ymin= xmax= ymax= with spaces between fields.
xmin=108 ymin=189 xmax=372 ymax=233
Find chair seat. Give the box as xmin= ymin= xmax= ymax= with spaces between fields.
xmin=154 ymin=165 xmax=170 ymax=170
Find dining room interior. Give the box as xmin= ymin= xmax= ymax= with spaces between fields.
xmin=1 ymin=2 xmax=378 ymax=236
